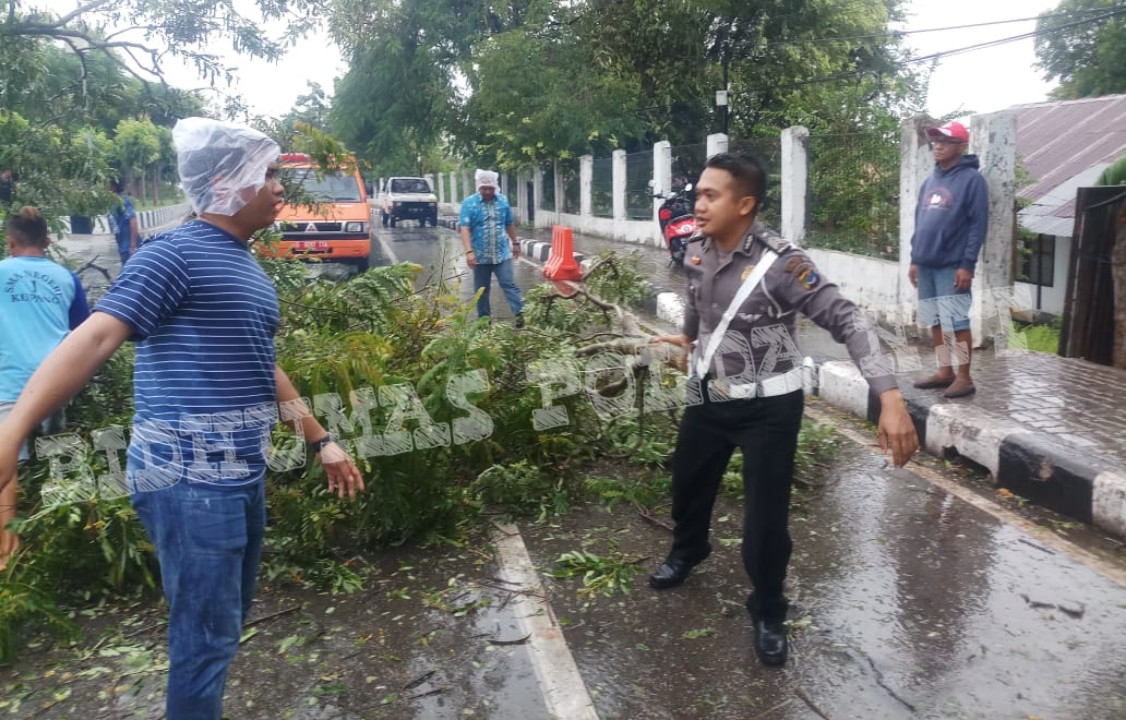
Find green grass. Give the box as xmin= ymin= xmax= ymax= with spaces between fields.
xmin=1013 ymin=321 xmax=1060 ymax=354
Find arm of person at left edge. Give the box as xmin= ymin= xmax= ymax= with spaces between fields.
xmin=769 ymin=250 xmax=919 ymax=467
xmin=274 ymin=365 xmax=365 ymax=499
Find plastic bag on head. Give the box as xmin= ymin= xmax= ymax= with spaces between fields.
xmin=173 ymin=117 xmax=280 ymax=217
xmin=475 ymin=169 xmax=498 ymax=189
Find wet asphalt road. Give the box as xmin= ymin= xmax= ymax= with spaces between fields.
xmin=365 ymin=224 xmax=1126 ymax=719
xmin=44 ymin=226 xmax=1126 ymax=719
xmin=376 ymin=223 xmax=1126 ymax=719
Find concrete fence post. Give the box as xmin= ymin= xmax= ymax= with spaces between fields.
xmin=436 ymin=173 xmax=445 ymax=204
xmin=899 ymin=116 xmax=935 ymax=318
xmin=612 ymin=150 xmax=627 ymax=223
xmin=971 ymin=111 xmax=1017 ymax=349
xmin=706 ymin=133 xmax=728 ymax=159
xmin=653 ymin=140 xmax=672 ymax=224
xmin=553 ymin=160 xmax=564 ymax=219
xmin=450 ymin=171 xmax=459 ymax=203
xmin=580 ymin=155 xmax=593 ymax=218
xmin=533 ymin=166 xmax=544 ymax=222
xmin=517 ymin=169 xmax=531 ymax=223
xmin=781 ymin=126 xmax=809 ymax=246
xmin=462 ymin=169 xmax=473 ymax=201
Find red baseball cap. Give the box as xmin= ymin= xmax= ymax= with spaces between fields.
xmin=927 ymin=121 xmax=969 ymax=143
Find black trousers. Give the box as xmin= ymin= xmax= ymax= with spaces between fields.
xmin=668 ymin=382 xmax=804 ymax=622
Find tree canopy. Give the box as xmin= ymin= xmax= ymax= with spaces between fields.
xmin=0 ymin=0 xmax=309 ymax=224
xmin=1035 ymin=0 xmax=1126 ymax=99
xmin=325 ymin=0 xmax=926 ymax=175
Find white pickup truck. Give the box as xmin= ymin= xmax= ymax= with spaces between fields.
xmin=380 ymin=177 xmax=439 ymax=228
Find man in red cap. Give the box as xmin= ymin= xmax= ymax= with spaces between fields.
xmin=909 ymin=120 xmax=989 ymax=398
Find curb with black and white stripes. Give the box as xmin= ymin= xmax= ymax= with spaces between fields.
xmin=819 ymin=361 xmax=1126 ymax=542
xmin=517 ymin=238 xmax=592 ymax=273
xmin=63 ymin=202 xmax=192 ymax=236
xmin=436 ymin=218 xmax=596 ymax=272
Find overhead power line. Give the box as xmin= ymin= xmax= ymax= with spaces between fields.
xmin=760 ymin=5 xmax=1126 ymax=95
xmin=763 ymin=6 xmax=1125 ymax=49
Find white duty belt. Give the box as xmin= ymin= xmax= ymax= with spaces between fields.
xmin=694 ymin=249 xmax=778 ymax=379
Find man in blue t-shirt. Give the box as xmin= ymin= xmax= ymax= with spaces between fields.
xmin=108 ymin=179 xmax=139 ymax=265
xmin=0 ymin=206 xmax=89 ymax=568
xmin=0 ymin=118 xmax=365 ymax=720
xmin=459 ymin=169 xmax=524 ymax=327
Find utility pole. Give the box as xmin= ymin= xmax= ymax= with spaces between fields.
xmin=715 ymin=24 xmax=733 ymax=136
xmin=722 ymin=47 xmax=730 ymax=136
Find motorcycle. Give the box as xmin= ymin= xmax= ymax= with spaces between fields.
xmin=652 ymin=182 xmax=698 ymax=266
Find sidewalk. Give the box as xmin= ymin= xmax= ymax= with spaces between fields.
xmin=494 ymin=218 xmax=1126 ymax=542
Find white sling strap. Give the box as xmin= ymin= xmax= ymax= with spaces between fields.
xmin=694 ymin=249 xmax=779 ymax=379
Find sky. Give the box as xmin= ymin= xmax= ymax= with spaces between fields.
xmin=40 ymin=0 xmax=1062 ymax=120
xmin=898 ymin=0 xmax=1060 ymax=117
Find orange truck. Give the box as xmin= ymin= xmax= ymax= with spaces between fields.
xmin=270 ymin=153 xmax=373 ymax=272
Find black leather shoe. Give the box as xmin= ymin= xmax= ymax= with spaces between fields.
xmin=754 ymin=619 xmax=788 ymax=666
xmin=648 ymin=547 xmax=710 ymax=590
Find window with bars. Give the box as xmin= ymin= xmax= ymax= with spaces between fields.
xmin=1018 ymin=234 xmax=1055 ymax=286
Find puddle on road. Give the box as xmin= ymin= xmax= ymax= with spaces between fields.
xmin=520 ymin=426 xmax=1126 ymax=720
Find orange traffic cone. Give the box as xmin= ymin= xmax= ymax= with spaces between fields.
xmin=543 ymin=225 xmax=582 ymax=281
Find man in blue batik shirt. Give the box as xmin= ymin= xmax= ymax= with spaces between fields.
xmin=109 ymin=179 xmax=140 ymax=265
xmin=459 ymin=169 xmax=524 ymax=327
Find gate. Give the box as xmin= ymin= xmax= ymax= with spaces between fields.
xmin=1059 ymin=186 xmax=1126 ymax=366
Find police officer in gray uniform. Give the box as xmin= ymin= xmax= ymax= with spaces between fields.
xmin=652 ymin=152 xmax=918 ymax=666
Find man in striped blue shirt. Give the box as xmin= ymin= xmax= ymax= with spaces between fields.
xmin=0 ymin=118 xmax=365 ymax=720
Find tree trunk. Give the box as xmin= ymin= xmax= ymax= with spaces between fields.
xmin=138 ymin=167 xmax=147 ymax=206
xmin=152 ymin=162 xmax=160 ymax=205
xmin=1113 ymin=199 xmax=1126 ymax=370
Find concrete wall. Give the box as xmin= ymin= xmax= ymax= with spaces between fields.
xmin=433 ymin=118 xmax=1022 ymax=334
xmin=807 ymin=248 xmax=905 ymax=325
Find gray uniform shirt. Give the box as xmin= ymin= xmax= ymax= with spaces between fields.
xmin=681 ymin=222 xmax=897 ymax=395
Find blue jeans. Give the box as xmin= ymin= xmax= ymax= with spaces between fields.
xmin=115 ymin=233 xmax=132 ymax=266
xmin=916 ymin=263 xmax=972 ymax=332
xmin=473 ymin=259 xmax=523 ymax=319
xmin=132 ymin=480 xmax=266 ymax=720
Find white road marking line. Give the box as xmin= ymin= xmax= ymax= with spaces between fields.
xmin=376 ymin=231 xmax=400 ymax=266
xmin=804 ymin=405 xmax=1126 ymax=589
xmin=491 ymin=522 xmax=600 ymax=720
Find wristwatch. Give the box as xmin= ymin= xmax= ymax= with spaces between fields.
xmin=307 ymin=433 xmax=335 ymax=454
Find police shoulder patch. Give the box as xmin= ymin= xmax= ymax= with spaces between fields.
xmin=794 ymin=263 xmax=821 ymax=291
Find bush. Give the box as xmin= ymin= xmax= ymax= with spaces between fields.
xmin=1 ymin=251 xmax=675 ymax=660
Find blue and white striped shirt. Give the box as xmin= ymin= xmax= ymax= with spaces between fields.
xmin=96 ymin=220 xmax=280 ymax=489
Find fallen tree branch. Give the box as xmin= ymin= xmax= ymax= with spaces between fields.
xmin=244 ymin=604 xmax=301 ymax=628
xmin=637 ymin=509 xmax=674 ymax=533
xmin=794 ymin=687 xmax=832 ymax=719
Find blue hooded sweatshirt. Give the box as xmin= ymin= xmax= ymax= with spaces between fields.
xmin=910 ymin=154 xmax=989 ymax=271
